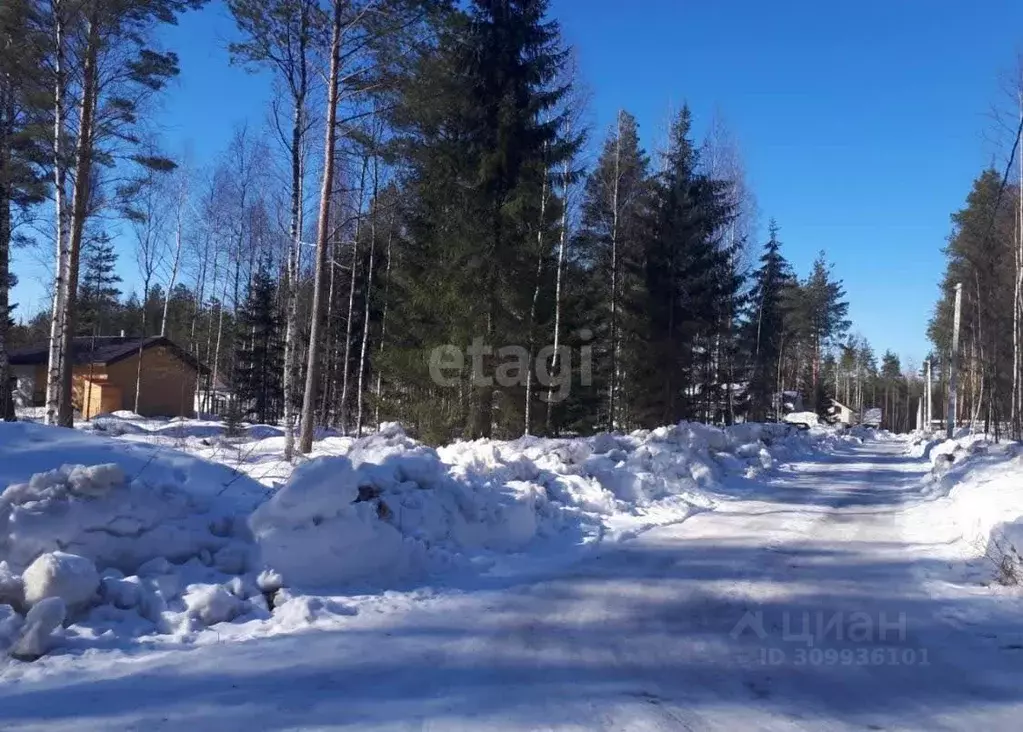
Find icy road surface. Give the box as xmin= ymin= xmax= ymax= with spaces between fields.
xmin=2 ymin=439 xmax=1022 ymax=730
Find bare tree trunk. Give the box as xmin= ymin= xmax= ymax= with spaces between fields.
xmin=524 ymin=148 xmax=548 ymax=436
xmin=546 ymin=151 xmax=570 ymax=432
xmin=45 ymin=0 xmax=68 ymax=425
xmin=161 ymin=187 xmax=186 ymax=337
xmin=211 ymin=274 xmax=229 ymax=415
xmin=57 ymin=11 xmax=101 ymax=427
xmin=0 ymin=163 xmax=10 ymax=420
xmin=338 ymin=154 xmax=369 ymax=433
xmin=202 ymin=245 xmax=222 ymax=413
xmin=282 ymin=114 xmax=305 ymax=458
xmin=373 ymin=211 xmax=393 ymax=427
xmin=298 ymin=0 xmax=342 ymax=454
xmin=355 ymin=157 xmax=381 ymax=437
xmin=320 ymin=220 xmax=337 ymax=425
xmin=948 ymin=282 xmax=963 ymax=438
xmin=134 ymin=272 xmax=151 ymax=414
xmin=278 ymin=1 xmax=311 ymax=460
xmin=608 ymin=112 xmax=622 ymax=431
xmin=189 ymin=231 xmax=210 ymax=415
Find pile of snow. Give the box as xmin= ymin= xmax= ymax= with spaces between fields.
xmin=0 ymin=422 xmax=272 ymax=658
xmin=0 ymin=417 xmax=834 ymax=658
xmin=250 ymin=421 xmax=829 ymax=589
xmin=783 ymin=411 xmax=819 ymax=427
xmin=902 ymin=433 xmax=1023 ymax=585
xmin=0 ymin=460 xmax=256 ymax=576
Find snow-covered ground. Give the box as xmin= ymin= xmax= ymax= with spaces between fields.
xmin=1 ymin=416 xmax=1021 ymax=729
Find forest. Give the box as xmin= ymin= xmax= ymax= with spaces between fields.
xmin=0 ymin=0 xmax=919 ymax=451
xmin=927 ymin=60 xmax=1023 ymax=441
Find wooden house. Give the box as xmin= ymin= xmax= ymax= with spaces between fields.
xmin=9 ymin=336 xmax=208 ymax=420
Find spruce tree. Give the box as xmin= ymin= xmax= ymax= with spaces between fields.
xmin=637 ymin=106 xmax=734 ymax=426
xmin=575 ymin=109 xmax=649 ymax=430
xmin=233 ymin=257 xmax=283 ymax=425
xmin=385 ymin=0 xmax=578 ymax=442
xmin=800 ymin=251 xmax=851 ymax=411
xmin=743 ymin=219 xmax=795 ymax=420
xmin=78 ymin=231 xmax=122 ymax=336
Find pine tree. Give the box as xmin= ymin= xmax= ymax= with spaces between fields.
xmin=233 ymin=257 xmax=283 ymax=425
xmin=929 ymin=169 xmax=1014 ymax=436
xmin=743 ymin=219 xmax=795 ymax=420
xmin=0 ymin=0 xmax=48 ymax=420
xmin=45 ymin=0 xmax=207 ymax=426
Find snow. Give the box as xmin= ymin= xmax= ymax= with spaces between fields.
xmin=248 ymin=421 xmax=833 ymax=589
xmin=181 ymin=584 xmax=248 ymax=626
xmin=0 ymin=416 xmax=833 ymax=645
xmin=0 ymin=604 xmax=23 ymax=653
xmin=8 ymin=597 xmax=64 ymax=661
xmin=1 ymin=414 xmax=1022 ymax=728
xmin=20 ymin=553 xmax=98 ymax=611
xmin=0 ymin=561 xmax=23 ymax=610
xmin=900 ymin=431 xmax=1023 ymax=585
xmin=783 ymin=410 xmax=819 ymax=427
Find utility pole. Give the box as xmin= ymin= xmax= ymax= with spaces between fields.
xmin=947 ymin=283 xmax=962 ymax=439
xmin=924 ymin=358 xmax=932 ymax=431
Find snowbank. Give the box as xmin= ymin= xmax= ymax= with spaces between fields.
xmin=0 ymin=422 xmax=271 ymax=657
xmin=0 ymin=417 xmax=834 ymax=658
xmin=783 ymin=411 xmax=819 ymax=427
xmin=901 ymin=433 xmax=1023 ymax=584
xmin=0 ymin=457 xmax=257 ymax=576
xmin=249 ymin=421 xmax=829 ymax=589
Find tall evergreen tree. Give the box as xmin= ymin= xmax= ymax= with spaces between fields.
xmin=637 ymin=105 xmax=734 ymax=426
xmin=575 ymin=109 xmax=649 ymax=430
xmin=743 ymin=219 xmax=795 ymax=420
xmin=385 ymin=0 xmax=578 ymax=442
xmin=799 ymin=251 xmax=851 ymax=411
xmin=78 ymin=230 xmax=121 ymax=336
xmin=0 ymin=0 xmax=48 ymax=420
xmin=880 ymin=350 xmax=902 ymax=430
xmin=234 ymin=256 xmax=283 ymax=424
xmin=929 ymin=169 xmax=1014 ymax=435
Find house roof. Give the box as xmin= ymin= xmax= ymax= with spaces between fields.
xmin=8 ymin=336 xmax=209 ymax=374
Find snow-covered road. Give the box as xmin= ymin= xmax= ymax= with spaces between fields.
xmin=2 ymin=439 xmax=1022 ymax=730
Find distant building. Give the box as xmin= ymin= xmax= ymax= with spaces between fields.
xmin=8 ymin=336 xmax=209 ymax=420
xmin=829 ymin=398 xmax=856 ymax=426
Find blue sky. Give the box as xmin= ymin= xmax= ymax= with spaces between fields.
xmin=12 ymin=0 xmax=1023 ymax=367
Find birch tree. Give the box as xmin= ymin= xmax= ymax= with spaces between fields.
xmin=298 ymin=0 xmax=431 ymax=450
xmin=298 ymin=0 xmax=343 ymax=453
xmin=161 ymin=167 xmax=189 ymax=336
xmin=229 ymin=0 xmax=319 ymax=459
xmin=130 ymin=165 xmax=168 ymax=412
